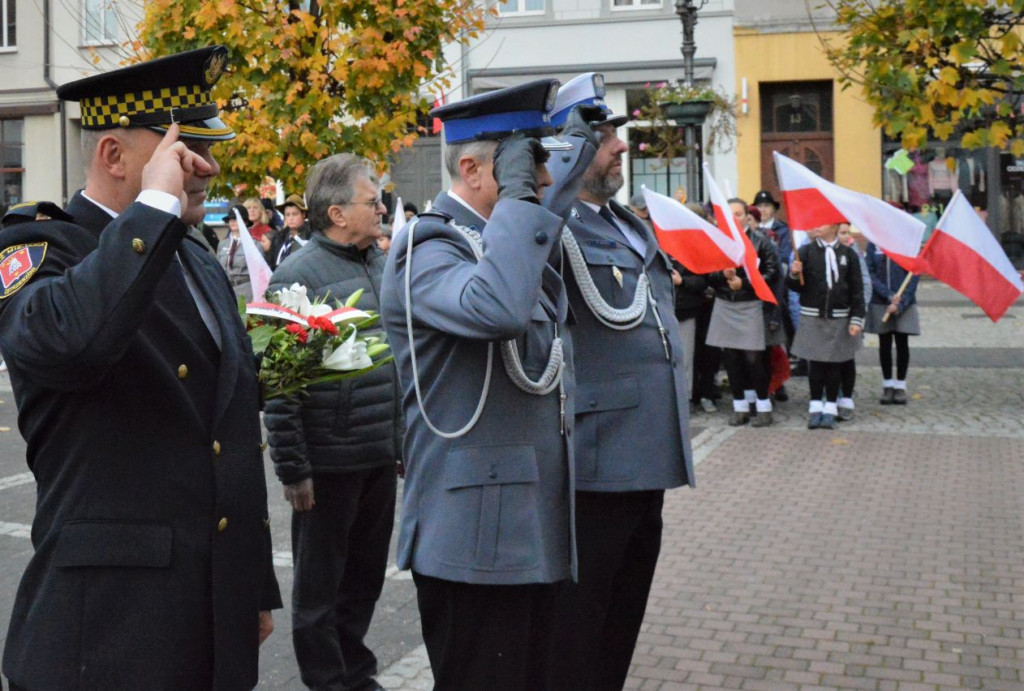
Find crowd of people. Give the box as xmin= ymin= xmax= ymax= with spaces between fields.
xmin=629 ymin=188 xmax=921 ymax=430
xmin=0 ymin=44 xmax=935 ymax=691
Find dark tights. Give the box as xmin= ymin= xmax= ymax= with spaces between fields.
xmin=808 ymin=360 xmax=842 ymax=403
xmin=878 ymin=332 xmax=910 ymax=380
xmin=722 ymin=348 xmax=770 ymax=401
xmin=839 ymin=359 xmax=856 ymax=398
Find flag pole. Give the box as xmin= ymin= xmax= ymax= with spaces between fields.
xmin=881 ymin=272 xmax=915 ymax=323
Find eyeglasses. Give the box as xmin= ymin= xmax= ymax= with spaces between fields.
xmin=341 ymin=198 xmax=384 ymax=209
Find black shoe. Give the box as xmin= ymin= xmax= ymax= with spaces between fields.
xmin=729 ymin=411 xmax=750 ymax=426
xmin=837 ymin=406 xmax=855 ymax=422
xmin=774 ymin=386 xmax=790 ymax=402
xmin=879 ymin=387 xmax=895 ymax=405
xmin=819 ymin=413 xmax=836 ymax=429
xmin=807 ymin=412 xmax=822 ymax=429
xmin=893 ymin=389 xmax=908 ymax=405
xmin=751 ymin=411 xmax=773 ymax=427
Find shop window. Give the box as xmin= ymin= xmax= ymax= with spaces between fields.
xmin=1 ymin=118 xmax=24 ymax=215
xmin=83 ymin=0 xmax=118 ymax=45
xmin=1 ymin=0 xmax=15 ymax=49
xmin=628 ymin=127 xmax=700 ymax=201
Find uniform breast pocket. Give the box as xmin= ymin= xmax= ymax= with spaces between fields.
xmin=575 ymin=375 xmax=642 ymax=481
xmin=440 ymin=445 xmax=542 ymax=571
xmin=579 ymin=245 xmax=642 ymax=305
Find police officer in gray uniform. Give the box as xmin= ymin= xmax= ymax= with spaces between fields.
xmin=545 ymin=73 xmax=695 ymax=691
xmin=379 ymin=80 xmax=596 ymax=689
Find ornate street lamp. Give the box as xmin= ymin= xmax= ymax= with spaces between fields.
xmin=674 ymin=0 xmax=709 ymax=203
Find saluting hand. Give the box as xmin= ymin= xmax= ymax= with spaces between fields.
xmin=141 ymin=124 xmax=214 ymax=220
xmin=284 ymin=478 xmax=315 ymax=512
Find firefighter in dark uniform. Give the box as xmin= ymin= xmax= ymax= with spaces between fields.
xmin=0 ymin=47 xmax=282 ymax=690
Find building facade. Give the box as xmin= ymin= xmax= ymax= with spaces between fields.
xmin=397 ymin=0 xmax=737 ymax=212
xmin=0 ymin=0 xmax=144 ymax=214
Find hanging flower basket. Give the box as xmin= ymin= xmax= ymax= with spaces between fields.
xmin=661 ymin=100 xmax=714 ymax=125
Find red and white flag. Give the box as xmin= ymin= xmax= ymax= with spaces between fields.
xmin=919 ymin=191 xmax=1023 ymax=322
xmin=773 ymin=151 xmax=926 ymax=271
xmin=234 ymin=206 xmax=274 ymax=301
xmin=641 ymin=187 xmax=743 ymax=273
xmin=704 ymin=164 xmax=777 ymax=304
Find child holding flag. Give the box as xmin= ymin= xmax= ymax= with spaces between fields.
xmin=788 ymin=223 xmax=866 ymax=429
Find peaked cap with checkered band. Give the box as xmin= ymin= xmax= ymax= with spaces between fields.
xmin=57 ymin=46 xmax=234 ymax=141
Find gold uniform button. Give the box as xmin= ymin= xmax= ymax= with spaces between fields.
xmin=118 ymin=115 xmax=131 ymax=128
xmin=132 ymin=238 xmax=146 ymax=254
xmin=212 ymin=440 xmax=221 ymax=456
xmin=177 ymin=364 xmax=188 ymax=379
xmin=263 ymin=517 xmax=271 ymax=528
xmin=217 ymin=517 xmax=228 ymax=532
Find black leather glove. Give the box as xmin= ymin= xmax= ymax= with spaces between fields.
xmin=561 ymin=105 xmax=604 ymax=148
xmin=493 ymin=133 xmax=548 ymax=204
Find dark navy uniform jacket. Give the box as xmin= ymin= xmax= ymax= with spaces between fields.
xmin=0 ymin=192 xmax=281 ymax=690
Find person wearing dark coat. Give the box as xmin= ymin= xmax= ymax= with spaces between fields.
xmin=864 ymin=241 xmax=920 ymax=404
xmin=705 ymin=199 xmax=781 ymax=427
xmin=265 ymin=154 xmax=402 ymax=691
xmin=0 ymin=47 xmax=281 ymax=691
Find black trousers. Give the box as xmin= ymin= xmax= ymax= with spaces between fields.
xmin=413 ymin=573 xmax=565 ymax=691
xmin=547 ymin=490 xmax=665 ymax=691
xmin=291 ymin=466 xmax=397 ymax=691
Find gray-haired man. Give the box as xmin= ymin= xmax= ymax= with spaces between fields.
xmin=265 ymin=153 xmax=401 ymax=691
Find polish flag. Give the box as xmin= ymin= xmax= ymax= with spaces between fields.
xmin=704 ymin=164 xmax=777 ymax=304
xmin=641 ymin=187 xmax=743 ymax=273
xmin=773 ymin=152 xmax=926 ymax=271
xmin=234 ymin=206 xmax=274 ymax=301
xmin=919 ymin=191 xmax=1023 ymax=322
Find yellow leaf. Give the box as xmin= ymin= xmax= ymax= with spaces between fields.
xmin=1003 ymin=31 xmax=1021 ymax=58
xmin=991 ymin=120 xmax=1012 ymax=147
xmin=1011 ymin=139 xmax=1024 ymax=157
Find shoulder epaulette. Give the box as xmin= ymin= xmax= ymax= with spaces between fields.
xmin=2 ymin=201 xmax=74 ymax=228
xmin=418 ymin=210 xmax=454 ymax=223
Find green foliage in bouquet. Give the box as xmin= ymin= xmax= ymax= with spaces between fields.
xmin=243 ymin=284 xmax=393 ymax=401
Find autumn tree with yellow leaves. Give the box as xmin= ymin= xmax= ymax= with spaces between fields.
xmin=138 ymin=0 xmax=489 ymax=196
xmin=821 ymin=0 xmax=1024 ymax=155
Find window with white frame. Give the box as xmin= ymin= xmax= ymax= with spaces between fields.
xmin=1 ymin=119 xmax=24 ymax=215
xmin=498 ymin=0 xmax=545 ymax=16
xmin=83 ymin=0 xmax=118 ymax=45
xmin=1 ymin=0 xmax=16 ymax=49
xmin=611 ymin=0 xmax=662 ymax=9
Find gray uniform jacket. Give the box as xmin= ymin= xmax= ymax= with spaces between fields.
xmin=558 ymin=199 xmax=695 ymax=492
xmin=380 ymin=192 xmax=577 ymax=585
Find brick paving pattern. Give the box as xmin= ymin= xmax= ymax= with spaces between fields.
xmin=1 ymin=280 xmax=1022 ymax=689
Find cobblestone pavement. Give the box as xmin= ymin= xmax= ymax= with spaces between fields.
xmin=1 ymin=280 xmax=1022 ymax=690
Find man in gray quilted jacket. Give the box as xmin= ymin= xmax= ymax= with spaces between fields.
xmin=264 ymin=153 xmax=401 ymax=691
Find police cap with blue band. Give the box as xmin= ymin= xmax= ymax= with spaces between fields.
xmin=430 ymin=79 xmax=572 ymax=151
xmin=550 ymin=72 xmax=629 ymax=129
xmin=57 ymin=46 xmax=234 ymax=142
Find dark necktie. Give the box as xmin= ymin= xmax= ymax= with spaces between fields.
xmin=598 ymin=205 xmax=618 ymax=228
xmin=228 ymin=238 xmax=238 ymax=266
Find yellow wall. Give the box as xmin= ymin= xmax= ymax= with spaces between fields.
xmin=734 ymin=29 xmax=881 ymax=198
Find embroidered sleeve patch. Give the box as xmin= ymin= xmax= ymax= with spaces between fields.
xmin=0 ymin=243 xmax=48 ymax=299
